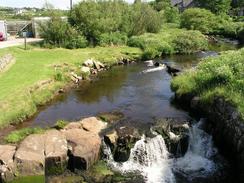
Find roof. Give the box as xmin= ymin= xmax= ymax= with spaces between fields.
xmin=171 ymin=0 xmax=194 ymax=7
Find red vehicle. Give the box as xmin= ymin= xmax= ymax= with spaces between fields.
xmin=0 ymin=32 xmax=4 ymax=41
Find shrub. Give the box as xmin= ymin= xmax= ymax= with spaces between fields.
xmin=5 ymin=127 xmax=44 ymax=143
xmin=214 ymin=17 xmax=244 ymax=38
xmin=163 ymin=6 xmax=180 ymax=24
xmin=195 ymin=0 xmax=232 ymax=15
xmin=39 ymin=15 xmax=88 ymax=49
xmin=142 ymin=47 xmax=161 ymax=60
xmin=172 ymin=31 xmax=208 ymax=53
xmin=127 ymin=36 xmax=145 ymax=49
xmin=98 ymin=32 xmax=128 ymax=46
xmin=181 ymin=8 xmax=217 ymax=34
xmin=70 ymin=0 xmax=162 ymax=43
xmin=128 ymin=27 xmax=207 ymax=58
xmin=128 ymin=33 xmax=174 ymax=57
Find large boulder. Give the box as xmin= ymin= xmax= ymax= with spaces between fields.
xmin=104 ymin=126 xmax=140 ymax=162
xmin=14 ymin=134 xmax=45 ymax=175
xmin=63 ymin=117 xmax=107 ymax=171
xmin=0 ymin=145 xmax=16 ymax=182
xmin=83 ymin=59 xmax=94 ymax=67
xmin=165 ymin=64 xmax=182 ymax=76
xmin=152 ymin=118 xmax=190 ymax=156
xmin=81 ymin=66 xmax=90 ymax=74
xmin=104 ymin=130 xmax=118 ymax=153
xmin=63 ymin=129 xmax=101 ymax=171
xmin=93 ymin=61 xmax=105 ymax=70
xmin=80 ymin=117 xmax=107 ymax=134
xmin=44 ymin=130 xmax=68 ymax=176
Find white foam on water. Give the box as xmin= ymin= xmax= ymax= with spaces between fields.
xmin=141 ymin=65 xmax=166 ymax=73
xmin=103 ymin=135 xmax=176 ymax=183
xmin=103 ymin=119 xmax=218 ymax=183
xmin=173 ymin=119 xmax=218 ymax=179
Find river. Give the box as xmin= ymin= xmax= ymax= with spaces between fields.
xmin=3 ymin=39 xmax=242 ymax=183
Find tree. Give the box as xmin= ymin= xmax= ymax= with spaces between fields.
xmin=181 ymin=8 xmax=217 ymax=34
xmin=39 ymin=14 xmax=87 ymax=49
xmin=152 ymin=0 xmax=171 ymax=11
xmin=196 ymin=0 xmax=232 ymax=14
xmin=70 ymin=0 xmax=162 ymax=44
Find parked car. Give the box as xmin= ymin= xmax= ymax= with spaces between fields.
xmin=0 ymin=32 xmax=4 ymax=41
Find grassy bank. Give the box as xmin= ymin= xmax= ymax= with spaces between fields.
xmin=0 ymin=46 xmax=142 ymax=128
xmin=171 ymin=48 xmax=244 ymax=118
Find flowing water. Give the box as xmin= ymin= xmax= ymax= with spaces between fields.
xmin=103 ymin=119 xmax=221 ymax=183
xmin=27 ymin=51 xmax=221 ymax=128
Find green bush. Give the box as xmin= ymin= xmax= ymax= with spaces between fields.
xmin=5 ymin=127 xmax=45 ymax=143
xmin=172 ymin=31 xmax=208 ymax=53
xmin=214 ymin=17 xmax=244 ymax=38
xmin=39 ymin=15 xmax=88 ymax=49
xmin=142 ymin=47 xmax=161 ymax=60
xmin=181 ymin=8 xmax=217 ymax=34
xmin=98 ymin=32 xmax=128 ymax=46
xmin=195 ymin=0 xmax=232 ymax=15
xmin=70 ymin=0 xmax=163 ymax=43
xmin=128 ymin=27 xmax=207 ymax=58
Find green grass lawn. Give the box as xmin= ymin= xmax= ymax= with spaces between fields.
xmin=171 ymin=48 xmax=244 ymax=118
xmin=0 ymin=46 xmax=142 ymax=128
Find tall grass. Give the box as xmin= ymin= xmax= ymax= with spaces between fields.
xmin=171 ymin=48 xmax=244 ymax=117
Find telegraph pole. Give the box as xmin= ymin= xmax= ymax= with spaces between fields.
xmin=70 ymin=0 xmax=73 ymax=10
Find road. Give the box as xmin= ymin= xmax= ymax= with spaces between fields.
xmin=0 ymin=37 xmax=43 ymax=49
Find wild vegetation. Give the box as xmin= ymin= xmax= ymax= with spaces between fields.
xmin=181 ymin=8 xmax=244 ymax=38
xmin=128 ymin=25 xmax=208 ymax=59
xmin=171 ymin=48 xmax=244 ymax=117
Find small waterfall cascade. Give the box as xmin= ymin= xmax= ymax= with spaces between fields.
xmin=103 ymin=119 xmax=219 ymax=183
xmin=173 ymin=119 xmax=218 ymax=179
xmin=103 ymin=135 xmax=176 ymax=183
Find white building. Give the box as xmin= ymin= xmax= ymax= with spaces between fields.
xmin=0 ymin=21 xmax=7 ymax=40
xmin=32 ymin=17 xmax=67 ymax=38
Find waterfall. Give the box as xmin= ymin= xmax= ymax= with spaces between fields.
xmin=103 ymin=135 xmax=176 ymax=183
xmin=173 ymin=119 xmax=218 ymax=180
xmin=103 ymin=119 xmax=218 ymax=183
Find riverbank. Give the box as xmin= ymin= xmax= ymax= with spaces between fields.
xmin=0 ymin=46 xmax=142 ymax=129
xmin=171 ymin=48 xmax=244 ymax=182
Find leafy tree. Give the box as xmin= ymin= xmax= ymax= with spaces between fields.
xmin=152 ymin=0 xmax=171 ymax=11
xmin=39 ymin=14 xmax=87 ymax=49
xmin=70 ymin=0 xmax=162 ymax=44
xmin=181 ymin=8 xmax=217 ymax=34
xmin=196 ymin=0 xmax=232 ymax=14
